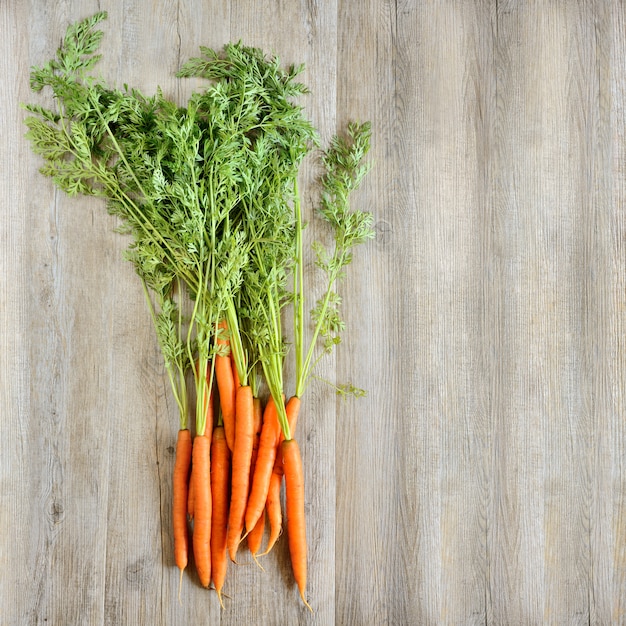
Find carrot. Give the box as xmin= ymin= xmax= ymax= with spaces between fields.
xmin=226 ymin=385 xmax=254 ymax=562
xmin=245 ymin=394 xmax=282 ymax=533
xmin=191 ymin=434 xmax=212 ymax=587
xmin=261 ymin=396 xmax=300 ymax=555
xmin=210 ymin=425 xmax=230 ymax=607
xmin=173 ymin=428 xmax=192 ymax=598
xmin=284 ymin=396 xmax=301 ymax=440
xmin=215 ymin=320 xmax=236 ymax=451
xmin=282 ymin=437 xmax=311 ymax=611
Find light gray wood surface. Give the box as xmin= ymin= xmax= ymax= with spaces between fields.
xmin=2 ymin=1 xmax=625 ymax=624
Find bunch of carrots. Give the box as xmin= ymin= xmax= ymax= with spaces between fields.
xmin=173 ymin=327 xmax=306 ymax=608
xmin=24 ymin=12 xmax=373 ymax=610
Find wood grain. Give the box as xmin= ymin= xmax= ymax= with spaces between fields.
xmin=1 ymin=1 xmax=625 ymax=624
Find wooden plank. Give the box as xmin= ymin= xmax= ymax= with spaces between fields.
xmin=337 ymin=1 xmax=498 ymax=623
xmin=0 ymin=3 xmax=48 ymax=624
xmin=607 ymin=2 xmax=626 ymax=623
xmin=5 ymin=4 xmax=122 ymax=624
xmin=492 ymin=3 xmax=592 ymax=622
xmin=335 ymin=1 xmax=397 ymax=622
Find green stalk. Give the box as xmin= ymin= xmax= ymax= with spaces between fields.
xmin=225 ymin=293 xmax=247 ymax=386
xmin=294 ymin=181 xmax=305 ymax=398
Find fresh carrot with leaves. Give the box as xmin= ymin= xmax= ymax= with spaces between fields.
xmin=226 ymin=384 xmax=255 ymax=561
xmin=173 ymin=428 xmax=192 ymax=598
xmin=271 ymin=124 xmax=373 ymax=604
xmin=210 ymin=424 xmax=231 ymax=607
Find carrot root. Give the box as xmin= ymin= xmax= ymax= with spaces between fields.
xmin=192 ymin=434 xmax=212 ymax=587
xmin=245 ymin=395 xmax=281 ymax=533
xmin=210 ymin=425 xmax=230 ymax=600
xmin=282 ymin=438 xmax=311 ymax=611
xmin=227 ymin=385 xmax=255 ymax=562
xmin=173 ymin=429 xmax=192 ymax=574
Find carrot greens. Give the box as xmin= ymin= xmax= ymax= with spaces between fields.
xmin=294 ymin=122 xmax=374 ymax=399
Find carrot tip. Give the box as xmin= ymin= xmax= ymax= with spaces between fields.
xmin=299 ymin=590 xmax=313 ymax=613
xmin=251 ymin=552 xmax=265 ymax=572
xmin=216 ymin=590 xmax=225 ymax=610
xmin=258 ymin=530 xmax=282 ymax=556
xmin=177 ymin=568 xmax=184 ymax=606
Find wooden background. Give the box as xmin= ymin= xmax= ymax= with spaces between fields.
xmin=2 ymin=1 xmax=625 ymax=624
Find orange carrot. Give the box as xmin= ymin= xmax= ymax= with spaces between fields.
xmin=261 ymin=396 xmax=300 ymax=555
xmin=173 ymin=429 xmax=192 ymax=587
xmin=245 ymin=395 xmax=282 ymax=533
xmin=226 ymin=385 xmax=254 ymax=562
xmin=282 ymin=437 xmax=311 ymax=610
xmin=215 ymin=321 xmax=236 ymax=451
xmin=191 ymin=434 xmax=212 ymax=587
xmin=210 ymin=425 xmax=230 ymax=607
xmin=284 ymin=396 xmax=300 ymax=438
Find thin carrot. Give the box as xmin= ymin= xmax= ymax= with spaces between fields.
xmin=215 ymin=320 xmax=236 ymax=451
xmin=282 ymin=438 xmax=311 ymax=611
xmin=261 ymin=396 xmax=300 ymax=555
xmin=192 ymin=434 xmax=212 ymax=587
xmin=210 ymin=425 xmax=230 ymax=607
xmin=173 ymin=428 xmax=192 ymax=598
xmin=245 ymin=394 xmax=282 ymax=533
xmin=226 ymin=385 xmax=254 ymax=562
